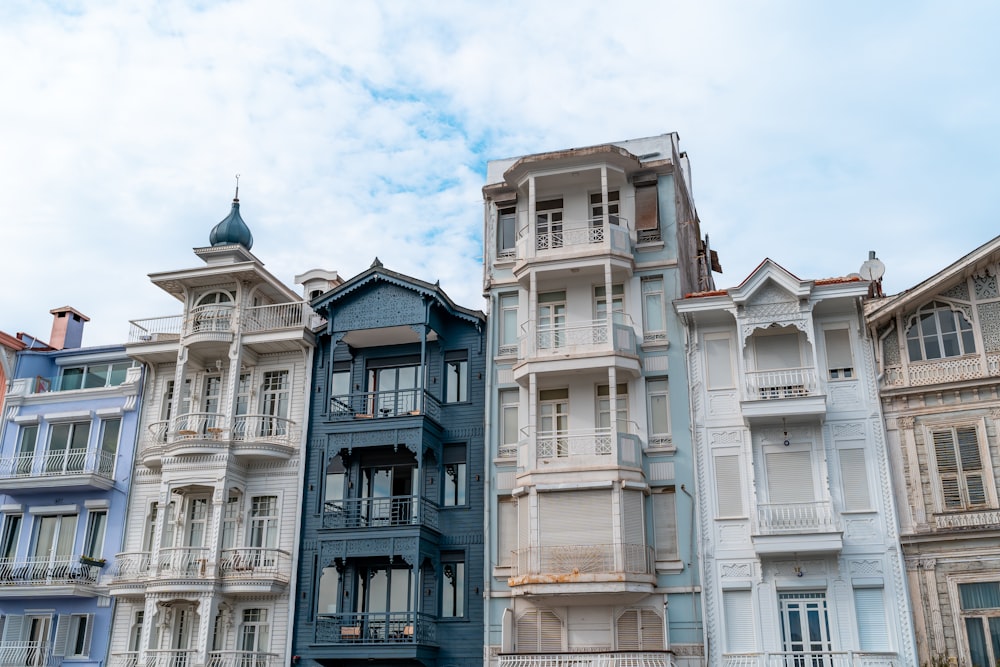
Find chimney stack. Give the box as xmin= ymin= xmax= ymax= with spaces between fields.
xmin=48 ymin=306 xmax=90 ymax=350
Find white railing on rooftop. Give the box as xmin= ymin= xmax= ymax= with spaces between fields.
xmin=128 ymin=315 xmax=183 ymax=343
xmin=745 ymin=368 xmax=819 ymax=400
xmin=756 ymin=502 xmax=839 ymax=534
xmin=499 ymin=653 xmax=672 ymax=667
xmin=242 ymin=302 xmax=308 ymax=332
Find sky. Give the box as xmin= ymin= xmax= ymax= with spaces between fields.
xmin=2 ymin=1 xmax=999 ymax=347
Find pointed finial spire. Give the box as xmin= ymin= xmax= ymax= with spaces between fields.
xmin=371 ymin=257 xmax=383 ymax=268
xmin=234 ymin=173 xmax=240 ymax=202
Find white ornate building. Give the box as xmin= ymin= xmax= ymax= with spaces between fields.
xmin=106 ymin=196 xmax=340 ymax=667
xmin=676 ymin=259 xmax=915 ymax=667
xmin=865 ymin=235 xmax=1000 ymax=666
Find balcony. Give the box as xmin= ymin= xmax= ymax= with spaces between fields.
xmin=509 ymin=544 xmax=655 ymax=595
xmin=219 ymin=547 xmax=291 ymax=592
xmin=0 ymin=448 xmax=116 ymax=491
xmin=329 ymin=389 xmax=441 ymax=423
xmin=499 ymin=653 xmax=673 ymax=667
xmin=146 ymin=650 xmax=196 ymax=667
xmin=322 ymin=496 xmax=440 ymax=531
xmin=524 ymin=428 xmax=641 ymax=471
xmin=110 ymin=551 xmax=152 ymax=581
xmin=109 ymin=652 xmax=139 ymax=667
xmin=140 ymin=414 xmax=297 ymax=464
xmin=514 ymin=319 xmax=639 ymax=381
xmin=722 ymin=652 xmax=899 ymax=667
xmin=208 ymin=651 xmax=280 ymax=667
xmin=314 ymin=611 xmax=437 ymax=646
xmin=231 ymin=415 xmax=298 ymax=459
xmin=513 ymin=217 xmax=633 ymax=272
xmin=741 ymin=368 xmax=826 ymax=422
xmin=157 ymin=547 xmax=210 ymax=578
xmin=0 ymin=642 xmax=52 ymax=667
xmin=752 ymin=502 xmax=843 ymax=555
xmin=882 ymin=352 xmax=1000 ymax=389
xmin=0 ymin=557 xmax=100 ymax=596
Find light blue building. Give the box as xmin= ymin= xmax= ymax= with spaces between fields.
xmin=0 ymin=308 xmax=143 ymax=667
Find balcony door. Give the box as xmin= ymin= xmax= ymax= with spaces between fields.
xmin=31 ymin=514 xmax=76 ymax=571
xmin=752 ymin=328 xmax=808 ymax=399
xmin=355 ymin=562 xmax=415 ymax=639
xmin=259 ymin=371 xmax=290 ymax=436
xmin=778 ymin=592 xmax=832 ymax=665
xmin=535 ymin=199 xmax=563 ymax=250
xmin=202 ymin=374 xmax=223 ymax=433
xmin=25 ymin=615 xmax=52 ymax=667
xmin=367 ymin=362 xmax=418 ymax=416
xmin=537 ymin=292 xmax=566 ymax=350
xmin=538 ymin=388 xmax=569 ymax=457
xmin=170 ymin=606 xmax=196 ymax=665
xmin=361 ymin=464 xmax=414 ymax=526
xmin=46 ymin=422 xmax=90 ymax=473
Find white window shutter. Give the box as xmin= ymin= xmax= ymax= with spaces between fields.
xmin=723 ymin=590 xmax=755 ymax=651
xmin=498 ymin=498 xmax=516 ymax=567
xmin=957 ymin=426 xmax=986 ymax=505
xmin=616 ymin=609 xmax=640 ymax=650
xmin=538 ymin=490 xmax=612 ymax=546
xmin=765 ymin=450 xmax=815 ymax=504
xmin=715 ymin=455 xmax=744 ymax=517
xmin=516 ymin=610 xmax=539 ymax=652
xmin=1 ymin=615 xmax=22 ymax=643
xmin=839 ymin=449 xmax=872 ymax=511
xmin=653 ymin=491 xmax=678 ymax=560
xmin=639 ymin=608 xmax=665 ymax=650
xmin=539 ymin=610 xmax=562 ymax=651
xmin=854 ymin=588 xmax=888 ymax=651
xmin=80 ymin=613 xmax=94 ymax=657
xmin=622 ymin=490 xmax=645 ymax=548
xmin=52 ymin=614 xmax=70 ymax=656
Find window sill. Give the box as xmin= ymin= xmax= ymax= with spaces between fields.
xmin=655 ymin=559 xmax=685 ymax=574
xmin=645 ymin=444 xmax=677 ymax=455
xmin=636 ymin=240 xmax=665 ymax=252
xmin=494 ymin=258 xmax=516 ymax=268
xmin=641 ymin=338 xmax=669 ymax=351
xmin=493 ymin=566 xmax=513 ymax=579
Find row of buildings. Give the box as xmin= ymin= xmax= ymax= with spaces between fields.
xmin=2 ymin=132 xmax=999 ymax=667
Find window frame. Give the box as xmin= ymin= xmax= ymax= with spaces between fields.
xmin=906 ymin=300 xmax=977 ymax=362
xmin=444 ymin=351 xmax=469 ymax=403
xmin=497 ymin=206 xmax=517 ymax=259
xmin=646 ymin=377 xmax=671 ymax=448
xmin=59 ymin=360 xmax=134 ymax=391
xmin=498 ymin=293 xmax=519 ymax=357
xmin=498 ymin=389 xmax=520 ymax=458
xmin=823 ymin=326 xmax=855 ymax=381
xmin=83 ymin=510 xmax=107 ymax=559
xmin=926 ymin=421 xmax=995 ymax=512
xmin=442 ymin=443 xmax=468 ymax=507
xmin=440 ymin=552 xmax=466 ymax=619
xmin=641 ymin=276 xmax=668 ymax=343
xmin=705 ymin=332 xmax=736 ymax=390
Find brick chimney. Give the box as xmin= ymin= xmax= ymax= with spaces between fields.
xmin=49 ymin=306 xmax=90 ymax=350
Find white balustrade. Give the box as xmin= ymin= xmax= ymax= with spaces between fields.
xmin=0 ymin=642 xmax=51 ymax=667
xmin=722 ymin=652 xmax=898 ymax=667
xmin=243 ymin=302 xmax=307 ymax=332
xmin=756 ymin=502 xmax=839 ymax=534
xmin=499 ymin=653 xmax=671 ymax=667
xmin=745 ymin=368 xmax=818 ymax=400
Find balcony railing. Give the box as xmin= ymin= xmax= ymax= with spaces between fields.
xmin=513 ymin=543 xmax=652 ymax=577
xmin=745 ymin=368 xmax=819 ymax=400
xmin=934 ymin=508 xmax=1000 ymax=530
xmin=157 ymin=547 xmax=210 ymax=577
xmin=219 ymin=547 xmax=290 ymax=581
xmin=522 ymin=318 xmax=636 ymax=360
xmin=0 ymin=642 xmax=51 ymax=667
xmin=329 ymin=389 xmax=441 ymax=422
xmin=322 ymin=496 xmax=440 ymax=531
xmin=529 ymin=428 xmax=641 ymax=469
xmin=499 ymin=653 xmax=672 ymax=667
xmin=109 ymin=652 xmax=139 ymax=667
xmin=170 ymin=412 xmax=228 ymax=439
xmin=110 ymin=551 xmax=151 ymax=581
xmin=515 ymin=216 xmax=632 ymax=262
xmin=722 ymin=652 xmax=899 ymax=667
xmin=0 ymin=557 xmax=99 ymax=586
xmin=128 ymin=315 xmax=183 ymax=343
xmin=208 ymin=651 xmax=280 ymax=667
xmin=0 ymin=449 xmax=115 ymax=479
xmin=882 ymin=353 xmax=1000 ymax=388
xmin=315 ymin=611 xmax=436 ymax=645
xmin=242 ymin=302 xmax=308 ymax=332
xmin=146 ymin=649 xmax=197 ymax=667
xmin=232 ymin=415 xmax=297 ymax=448
xmin=185 ymin=304 xmax=235 ymax=336
xmin=756 ymin=502 xmax=840 ymax=534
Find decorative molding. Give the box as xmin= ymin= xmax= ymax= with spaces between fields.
xmin=849 ymin=559 xmax=884 ymax=576
xmin=710 ymin=430 xmax=742 ymax=445
xmin=831 ymin=422 xmax=865 ymax=438
xmin=896 ymin=415 xmax=914 ymax=430
xmin=720 ymin=562 xmax=752 ymax=578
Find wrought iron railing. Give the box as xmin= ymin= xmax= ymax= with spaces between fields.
xmin=128 ymin=315 xmax=183 ymax=343
xmin=185 ymin=304 xmax=235 ymax=336
xmin=170 ymin=412 xmax=228 ymax=439
xmin=512 ymin=543 xmax=653 ymax=577
xmin=109 ymin=651 xmax=139 ymax=667
xmin=0 ymin=642 xmax=51 ymax=667
xmin=0 ymin=557 xmax=99 ymax=585
xmin=157 ymin=547 xmax=210 ymax=577
xmin=232 ymin=414 xmax=297 ymax=447
xmin=329 ymin=389 xmax=440 ymax=422
xmin=0 ymin=448 xmax=115 ymax=479
xmin=525 ymin=317 xmax=636 ymax=357
xmin=322 ymin=496 xmax=440 ymax=531
xmin=499 ymin=653 xmax=673 ymax=667
xmin=745 ymin=368 xmax=819 ymax=400
xmin=722 ymin=652 xmax=898 ymax=667
xmin=314 ymin=611 xmax=436 ymax=645
xmin=145 ymin=649 xmax=197 ymax=667
xmin=207 ymin=651 xmax=280 ymax=667
xmin=756 ymin=502 xmax=840 ymax=534
xmin=242 ymin=302 xmax=308 ymax=332
xmin=218 ymin=547 xmax=290 ymax=581
xmin=110 ymin=551 xmax=152 ymax=580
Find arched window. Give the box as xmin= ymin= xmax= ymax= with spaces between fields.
xmin=906 ymin=301 xmax=976 ymax=361
xmin=195 ymin=291 xmax=233 ymax=306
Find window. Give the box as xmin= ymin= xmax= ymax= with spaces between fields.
xmin=330 ymin=361 xmax=351 ymax=400
xmin=367 ymin=358 xmax=419 ymax=416
xmin=355 ymin=562 xmax=414 ymax=614
xmin=499 ymin=389 xmax=519 ymax=458
xmin=635 ymin=183 xmax=660 ymax=241
xmin=537 ymin=291 xmax=567 ymax=350
xmin=536 ymin=199 xmax=564 ymax=250
xmin=317 ymin=566 xmax=341 ymax=614
xmin=1 ymin=514 xmax=21 ymax=560
xmin=498 ymin=293 xmax=519 ymax=356
xmin=162 ymin=378 xmax=192 ymax=422
xmin=443 ymin=444 xmax=467 ymax=507
xmin=642 ymin=277 xmax=667 ymax=343
xmin=441 ymin=555 xmax=465 ymax=618
xmin=714 ymin=455 xmax=744 ymax=517
xmin=825 ymin=328 xmax=854 ymax=379
xmin=185 ymin=497 xmax=209 ymax=548
xmin=589 ymin=191 xmax=620 ymax=227
xmin=933 ymin=425 xmax=988 ymax=510
xmin=54 ymin=613 xmax=94 ymax=658
xmin=129 ymin=610 xmax=144 ymax=652
xmin=907 ymin=301 xmax=976 ymax=361
xmin=31 ymin=514 xmax=77 ymax=564
xmin=765 ymin=449 xmax=815 ymax=504
xmin=240 ymin=608 xmax=270 ymax=652
xmin=723 ymin=590 xmax=754 ymax=651
xmin=854 ymin=587 xmax=888 ymax=651
xmin=652 ymin=489 xmax=678 ymax=561
xmin=538 ymin=490 xmax=613 ymax=561
xmin=46 ymin=421 xmax=91 ymax=473
xmin=15 ymin=425 xmax=37 ymax=475
xmin=597 ymin=383 xmax=629 ymax=433
xmin=498 ymin=206 xmax=517 ymax=259
xmin=515 ymin=608 xmax=562 ymax=652
xmin=616 ymin=608 xmax=664 ymax=650
xmin=497 ymin=497 xmax=516 ymax=568
xmin=83 ymin=511 xmax=106 ymax=559
xmin=325 ymin=455 xmax=346 ymax=515
xmin=445 ymin=351 xmax=468 ymax=403
xmin=143 ymin=503 xmax=159 ymax=552
xmin=959 ymin=581 xmax=1000 ymax=667
xmin=60 ymin=361 xmax=133 ymax=391
xmin=839 ymin=449 xmax=872 ymax=511
xmin=538 ymin=388 xmax=569 ymax=457
xmin=220 ymin=496 xmax=239 ymax=550
xmin=249 ymin=496 xmax=279 ymax=551
xmin=594 ymin=284 xmax=625 ymax=325
xmin=259 ymin=371 xmax=290 ymax=435
xmin=98 ymin=418 xmax=120 ymax=475
xmin=647 ymin=378 xmax=670 ymax=446
xmin=706 ymin=334 xmax=735 ymax=389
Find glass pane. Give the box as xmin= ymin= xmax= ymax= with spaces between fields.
xmin=84 ymin=365 xmax=109 ymax=389
xmin=109 ymin=362 xmax=131 ymax=386
xmin=317 ymin=567 xmax=341 ymax=614
xmin=61 ymin=368 xmax=84 ymax=391
xmin=650 ymin=393 xmax=669 ymax=435
xmin=966 ymin=617 xmax=989 ymax=667
xmin=960 ymin=582 xmax=1000 ymax=610
xmin=706 ymin=337 xmax=734 ymax=388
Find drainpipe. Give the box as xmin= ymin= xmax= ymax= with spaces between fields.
xmin=482 ymin=295 xmax=495 ymax=665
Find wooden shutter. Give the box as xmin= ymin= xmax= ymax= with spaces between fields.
xmin=516 ymin=610 xmax=539 ymax=652
xmin=723 ymin=590 xmax=755 ymax=651
xmin=516 ymin=609 xmax=562 ymax=652
xmin=854 ymin=588 xmax=888 ymax=651
xmin=934 ymin=426 xmax=986 ymax=508
xmin=715 ymin=455 xmax=744 ymax=517
xmin=617 ymin=609 xmax=640 ymax=650
xmin=934 ymin=429 xmax=962 ymax=508
xmin=957 ymin=426 xmax=986 ymax=505
xmin=839 ymin=449 xmax=872 ymax=511
xmin=80 ymin=614 xmax=94 ymax=657
xmin=765 ymin=451 xmax=815 ymax=504
xmin=639 ymin=608 xmax=665 ymax=649
xmin=53 ymin=614 xmax=70 ymax=656
xmin=652 ymin=490 xmax=678 ymax=560
xmin=635 ymin=184 xmax=659 ymax=231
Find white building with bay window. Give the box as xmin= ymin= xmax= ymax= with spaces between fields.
xmin=865 ymin=234 xmax=1000 ymax=666
xmin=676 ymin=259 xmax=915 ymax=667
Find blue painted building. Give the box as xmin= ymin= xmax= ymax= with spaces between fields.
xmin=0 ymin=308 xmax=143 ymax=667
xmin=292 ymin=260 xmax=486 ymax=667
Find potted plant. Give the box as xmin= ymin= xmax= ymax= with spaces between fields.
xmin=79 ymin=555 xmax=106 ymax=567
